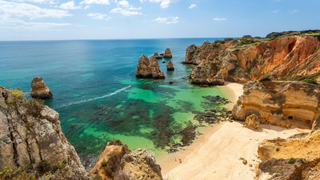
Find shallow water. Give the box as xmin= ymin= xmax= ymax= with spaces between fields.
xmin=0 ymin=38 xmax=229 ymax=157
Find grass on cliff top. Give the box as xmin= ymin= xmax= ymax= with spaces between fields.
xmin=6 ymin=88 xmax=24 ymax=105
xmin=278 ymin=72 xmax=320 ymax=85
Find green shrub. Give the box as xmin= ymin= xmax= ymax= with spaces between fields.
xmin=23 ymin=98 xmax=45 ymax=117
xmin=309 ymin=31 xmax=314 ymax=34
xmin=259 ymin=76 xmax=272 ymax=82
xmin=6 ymin=89 xmax=23 ymax=105
xmin=301 ymin=79 xmax=318 ymax=85
xmin=101 ymin=161 xmax=107 ymax=166
xmin=288 ymin=158 xmax=296 ymax=164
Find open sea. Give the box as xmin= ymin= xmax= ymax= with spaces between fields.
xmin=0 ymin=38 xmax=229 ymax=159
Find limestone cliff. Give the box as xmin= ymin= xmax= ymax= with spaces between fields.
xmin=184 ymin=34 xmax=320 ymax=86
xmin=256 ymin=129 xmax=320 ymax=180
xmin=136 ymin=55 xmax=165 ymax=79
xmin=89 ymin=140 xmax=163 ymax=180
xmin=189 ymin=54 xmax=224 ymax=85
xmin=30 ymin=76 xmax=52 ymax=99
xmin=232 ymin=81 xmax=320 ymax=128
xmin=0 ymin=86 xmax=90 ymax=179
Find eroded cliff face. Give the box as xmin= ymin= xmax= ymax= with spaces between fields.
xmin=184 ymin=35 xmax=320 ymax=86
xmin=0 ymin=86 xmax=90 ymax=179
xmin=232 ymin=81 xmax=320 ymax=128
xmin=30 ymin=76 xmax=52 ymax=99
xmin=256 ymin=129 xmax=320 ymax=180
xmin=136 ymin=55 xmax=165 ymax=79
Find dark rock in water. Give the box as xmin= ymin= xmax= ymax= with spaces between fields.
xmin=224 ymin=38 xmax=233 ymax=42
xmin=169 ymin=81 xmax=173 ymax=84
xmin=114 ymin=110 xmax=119 ymax=113
xmin=30 ymin=76 xmax=53 ymax=99
xmin=166 ymin=61 xmax=174 ymax=71
xmin=162 ymin=61 xmax=165 ymax=63
xmin=160 ymin=53 xmax=164 ymax=56
xmin=152 ymin=131 xmax=156 ymax=135
xmin=242 ymin=35 xmax=253 ymax=39
xmin=163 ymin=48 xmax=172 ymax=58
xmin=70 ymin=125 xmax=75 ymax=128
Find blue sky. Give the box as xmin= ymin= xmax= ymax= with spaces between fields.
xmin=0 ymin=0 xmax=319 ymax=40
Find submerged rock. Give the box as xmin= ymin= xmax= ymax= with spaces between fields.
xmin=163 ymin=48 xmax=172 ymax=58
xmin=136 ymin=55 xmax=165 ymax=79
xmin=30 ymin=76 xmax=52 ymax=99
xmin=166 ymin=61 xmax=174 ymax=71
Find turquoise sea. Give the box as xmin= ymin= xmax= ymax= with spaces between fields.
xmin=0 ymin=38 xmax=229 ymax=159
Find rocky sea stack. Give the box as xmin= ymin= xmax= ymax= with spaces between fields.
xmin=30 ymin=76 xmax=52 ymax=99
xmin=163 ymin=48 xmax=172 ymax=58
xmin=166 ymin=61 xmax=174 ymax=71
xmin=136 ymin=55 xmax=165 ymax=79
xmin=153 ymin=52 xmax=163 ymax=59
xmin=0 ymin=86 xmax=90 ymax=179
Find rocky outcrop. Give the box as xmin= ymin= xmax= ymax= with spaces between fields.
xmin=153 ymin=52 xmax=163 ymax=59
xmin=243 ymin=114 xmax=260 ymax=130
xmin=189 ymin=54 xmax=224 ymax=85
xmin=121 ymin=149 xmax=162 ymax=180
xmin=0 ymin=86 xmax=90 ymax=179
xmin=136 ymin=55 xmax=165 ymax=79
xmin=242 ymin=35 xmax=252 ymax=39
xmin=256 ymin=130 xmax=320 ymax=180
xmin=89 ymin=142 xmax=162 ymax=180
xmin=163 ymin=48 xmax=172 ymax=58
xmin=166 ymin=61 xmax=174 ymax=71
xmin=266 ymin=30 xmax=319 ymax=39
xmin=30 ymin=76 xmax=52 ymax=99
xmin=232 ymin=81 xmax=320 ymax=128
xmin=183 ymin=41 xmax=226 ymax=65
xmin=184 ymin=34 xmax=320 ymax=86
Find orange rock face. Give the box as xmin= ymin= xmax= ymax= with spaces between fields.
xmin=236 ymin=36 xmax=320 ymax=80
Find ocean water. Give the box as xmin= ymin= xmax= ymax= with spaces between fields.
xmin=0 ymin=38 xmax=228 ymax=158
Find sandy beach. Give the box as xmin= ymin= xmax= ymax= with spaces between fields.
xmin=159 ymin=82 xmax=306 ymax=180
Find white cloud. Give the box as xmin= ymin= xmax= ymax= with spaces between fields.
xmin=273 ymin=10 xmax=279 ymax=13
xmin=84 ymin=5 xmax=90 ymax=9
xmin=0 ymin=1 xmax=72 ymax=19
xmin=59 ymin=1 xmax=81 ymax=9
xmin=189 ymin=4 xmax=196 ymax=9
xmin=12 ymin=0 xmax=56 ymax=4
xmin=0 ymin=17 xmax=71 ymax=31
xmin=118 ymin=0 xmax=129 ymax=7
xmin=290 ymin=9 xmax=298 ymax=13
xmin=213 ymin=17 xmax=227 ymax=21
xmin=149 ymin=0 xmax=178 ymax=9
xmin=153 ymin=16 xmax=178 ymax=24
xmin=87 ymin=13 xmax=110 ymax=20
xmin=110 ymin=6 xmax=142 ymax=16
xmin=80 ymin=0 xmax=110 ymax=5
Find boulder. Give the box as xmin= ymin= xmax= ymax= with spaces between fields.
xmin=153 ymin=52 xmax=163 ymax=59
xmin=163 ymin=48 xmax=172 ymax=58
xmin=166 ymin=61 xmax=174 ymax=71
xmin=224 ymin=38 xmax=233 ymax=42
xmin=136 ymin=55 xmax=165 ymax=79
xmin=243 ymin=114 xmax=260 ymax=130
xmin=0 ymin=86 xmax=90 ymax=179
xmin=30 ymin=76 xmax=52 ymax=99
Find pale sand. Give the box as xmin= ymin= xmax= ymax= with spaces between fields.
xmin=160 ymin=83 xmax=305 ymax=180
